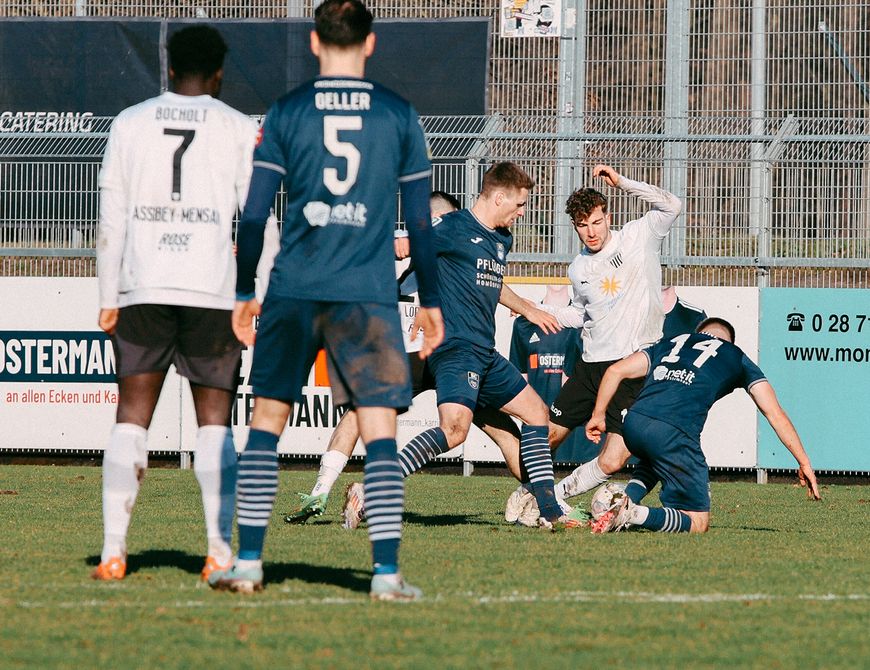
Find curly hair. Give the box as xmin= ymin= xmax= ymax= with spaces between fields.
xmin=565 ymin=188 xmax=608 ymax=223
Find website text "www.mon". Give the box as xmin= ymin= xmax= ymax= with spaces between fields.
xmin=783 ymin=346 xmax=870 ymax=363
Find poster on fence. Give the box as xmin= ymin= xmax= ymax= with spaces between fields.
xmin=758 ymin=288 xmax=869 ymax=471
xmin=500 ymin=0 xmax=562 ymax=38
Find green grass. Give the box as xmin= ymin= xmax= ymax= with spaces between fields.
xmin=1 ymin=465 xmax=868 ymax=669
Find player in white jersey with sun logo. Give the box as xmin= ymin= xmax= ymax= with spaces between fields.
xmin=506 ymin=163 xmax=683 ymax=518
xmin=92 ymin=25 xmax=258 ymax=582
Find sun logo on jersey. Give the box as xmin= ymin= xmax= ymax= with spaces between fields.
xmin=600 ymin=276 xmax=621 ymax=296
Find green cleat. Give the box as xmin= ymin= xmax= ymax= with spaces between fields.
xmin=284 ymin=492 xmax=328 ymax=524
xmin=563 ymin=505 xmax=592 ymax=528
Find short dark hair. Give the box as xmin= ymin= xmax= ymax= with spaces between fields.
xmin=565 ymin=188 xmax=608 ymax=224
xmin=168 ymin=25 xmax=228 ymax=80
xmin=696 ymin=317 xmax=736 ymax=343
xmin=315 ymin=0 xmax=373 ymax=47
xmin=430 ymin=190 xmax=461 ymax=212
xmin=480 ymin=162 xmax=535 ymax=197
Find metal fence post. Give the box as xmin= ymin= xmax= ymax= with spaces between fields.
xmin=663 ymin=0 xmax=690 ymax=263
xmin=749 ymin=0 xmax=767 ymax=237
xmin=554 ymin=0 xmax=586 ymax=257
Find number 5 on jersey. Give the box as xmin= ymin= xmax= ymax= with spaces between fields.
xmin=323 ymin=116 xmax=362 ymax=196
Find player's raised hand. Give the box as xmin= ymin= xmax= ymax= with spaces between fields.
xmin=411 ymin=306 xmax=444 ymax=359
xmin=798 ymin=462 xmax=822 ymax=500
xmin=232 ymin=298 xmax=262 ymax=347
xmin=525 ymin=305 xmax=562 ymax=335
xmin=585 ymin=413 xmax=607 ymax=444
xmin=592 ymin=164 xmax=621 ymax=188
xmin=98 ymin=308 xmax=119 ymax=335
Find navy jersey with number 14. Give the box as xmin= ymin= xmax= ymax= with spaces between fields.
xmin=254 ymin=77 xmax=431 ymax=305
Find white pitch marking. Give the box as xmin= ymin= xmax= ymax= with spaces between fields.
xmin=14 ymin=590 xmax=869 ymax=609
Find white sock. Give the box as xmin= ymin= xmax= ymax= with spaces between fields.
xmin=101 ymin=423 xmax=148 ymax=563
xmin=555 ymin=458 xmax=609 ymax=499
xmin=194 ymin=425 xmax=236 ymax=564
xmin=311 ymin=450 xmax=349 ymax=497
xmin=630 ymin=504 xmax=650 ymax=525
xmin=236 ymin=558 xmax=262 ymax=571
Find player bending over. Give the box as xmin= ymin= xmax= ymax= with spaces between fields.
xmin=344 ymin=162 xmax=576 ymax=530
xmin=285 ymin=191 xmax=537 ymax=525
xmin=585 ymin=317 xmax=820 ymax=534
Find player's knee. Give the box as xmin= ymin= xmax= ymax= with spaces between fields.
xmin=528 ymin=398 xmax=549 ymax=426
xmin=441 ymin=422 xmax=469 ymax=448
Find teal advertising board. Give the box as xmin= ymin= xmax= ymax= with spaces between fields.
xmin=759 ymin=289 xmax=870 ymax=471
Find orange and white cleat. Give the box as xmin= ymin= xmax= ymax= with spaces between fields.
xmin=91 ymin=556 xmax=126 ymax=581
xmin=200 ymin=556 xmax=233 ymax=582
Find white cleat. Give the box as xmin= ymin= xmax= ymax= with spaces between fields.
xmin=342 ymin=482 xmax=366 ymax=530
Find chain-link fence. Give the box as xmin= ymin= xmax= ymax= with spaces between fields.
xmin=2 ymin=0 xmax=869 ymax=287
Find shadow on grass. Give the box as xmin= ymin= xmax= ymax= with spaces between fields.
xmin=403 ymin=511 xmax=495 ymax=527
xmin=85 ymin=552 xmax=371 ymax=592
xmin=262 ymin=562 xmax=370 ymax=592
xmin=85 ymin=549 xmax=204 ymax=576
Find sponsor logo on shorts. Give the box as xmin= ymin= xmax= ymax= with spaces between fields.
xmin=157 ymin=232 xmax=192 ymax=251
xmin=467 ymin=371 xmax=480 ymax=389
xmin=550 ymin=403 xmax=562 ymax=416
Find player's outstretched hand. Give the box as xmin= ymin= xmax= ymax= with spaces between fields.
xmin=525 ymin=305 xmax=562 ymax=335
xmin=232 ymin=298 xmax=262 ymax=347
xmin=592 ymin=164 xmax=621 ymax=188
xmin=585 ymin=413 xmax=606 ymax=444
xmin=411 ymin=306 xmax=444 ymax=359
xmin=798 ymin=462 xmax=822 ymax=500
xmin=98 ymin=308 xmax=119 ymax=335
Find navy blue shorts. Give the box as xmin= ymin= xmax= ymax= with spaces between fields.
xmin=427 ymin=340 xmax=527 ymax=411
xmin=622 ymin=411 xmax=710 ymax=512
xmin=251 ymin=296 xmax=411 ymax=409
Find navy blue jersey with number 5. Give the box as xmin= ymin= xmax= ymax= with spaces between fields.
xmin=631 ymin=332 xmax=767 ymax=439
xmin=254 ymin=77 xmax=431 ymax=305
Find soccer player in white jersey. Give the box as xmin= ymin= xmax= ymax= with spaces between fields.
xmin=92 ymin=25 xmax=258 ymax=581
xmin=506 ymin=163 xmax=683 ymax=517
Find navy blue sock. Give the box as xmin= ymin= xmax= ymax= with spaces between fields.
xmin=236 ymin=428 xmax=279 ymax=560
xmin=364 ymin=438 xmax=403 ymax=574
xmin=638 ymin=506 xmax=692 ymax=532
xmin=520 ymin=424 xmax=561 ymax=520
xmin=397 ymin=427 xmax=449 ymax=477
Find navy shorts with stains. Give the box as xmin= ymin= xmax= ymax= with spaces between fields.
xmin=250 ymin=295 xmax=411 ymax=409
xmin=427 ymin=339 xmax=527 ymax=412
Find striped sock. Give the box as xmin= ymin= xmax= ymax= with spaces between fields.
xmin=397 ymin=427 xmax=449 ymax=477
xmin=520 ymin=424 xmax=562 ymax=520
xmin=624 ymin=479 xmax=649 ymax=504
xmin=236 ymin=429 xmax=279 ymax=561
xmin=364 ymin=438 xmax=403 ymax=575
xmin=634 ymin=506 xmax=692 ymax=532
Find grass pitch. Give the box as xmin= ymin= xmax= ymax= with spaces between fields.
xmin=0 ymin=465 xmax=868 ymax=669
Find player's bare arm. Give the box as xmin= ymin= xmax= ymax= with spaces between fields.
xmin=232 ymin=298 xmax=261 ymax=347
xmin=749 ymin=381 xmax=821 ymax=500
xmin=499 ymin=284 xmax=561 ymax=334
xmin=585 ymin=351 xmax=649 ymax=442
xmin=410 ymin=306 xmax=444 ymax=359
